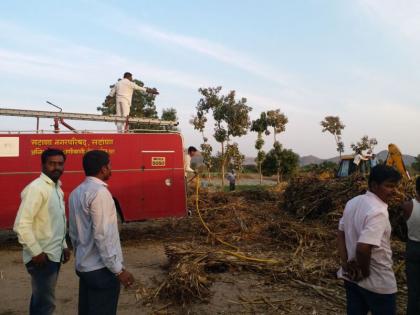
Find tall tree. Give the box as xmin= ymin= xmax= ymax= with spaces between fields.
xmin=190 ymin=109 xmax=213 ymax=180
xmin=97 ymin=78 xmax=158 ymax=130
xmin=266 ymin=109 xmax=288 ymax=183
xmin=351 ymin=135 xmax=378 ymax=153
xmin=225 ymin=143 xmax=245 ymax=181
xmin=251 ymin=112 xmax=269 ymax=184
xmin=195 ymin=86 xmax=252 ymax=187
xmin=320 ymin=116 xmax=345 ymax=157
xmin=266 ymin=109 xmax=288 ymax=143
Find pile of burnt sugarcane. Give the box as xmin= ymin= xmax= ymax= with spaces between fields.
xmin=282 ymin=174 xmax=415 ymax=240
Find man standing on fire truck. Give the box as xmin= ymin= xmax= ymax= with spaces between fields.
xmin=14 ymin=148 xmax=71 ymax=315
xmin=107 ymin=72 xmax=159 ymax=132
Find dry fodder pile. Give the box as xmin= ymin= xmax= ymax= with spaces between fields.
xmin=136 ymin=181 xmax=410 ymax=311
xmin=282 ymin=174 xmax=416 ymax=240
xmin=137 ymin=186 xmax=348 ymax=307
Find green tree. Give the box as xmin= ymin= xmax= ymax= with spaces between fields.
xmin=161 ymin=108 xmax=177 ymax=121
xmin=262 ymin=146 xmax=299 ymax=180
xmin=190 ymin=108 xmax=213 ymax=180
xmin=351 ymin=135 xmax=378 ymax=153
xmin=320 ymin=116 xmax=345 ymax=157
xmin=266 ymin=109 xmax=288 ymax=143
xmin=194 ymin=86 xmax=252 ymax=187
xmin=412 ymin=154 xmax=420 ymax=172
xmin=160 ymin=108 xmax=178 ymax=131
xmin=266 ymin=109 xmax=288 ymax=183
xmin=97 ymin=78 xmax=158 ymax=130
xmin=225 ymin=143 xmax=245 ymax=181
xmin=251 ymin=112 xmax=269 ymax=184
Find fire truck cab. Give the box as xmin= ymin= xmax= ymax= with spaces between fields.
xmin=0 ymin=108 xmax=187 ymax=229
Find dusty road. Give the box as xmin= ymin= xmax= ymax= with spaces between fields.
xmin=0 ymin=222 xmax=347 ymax=315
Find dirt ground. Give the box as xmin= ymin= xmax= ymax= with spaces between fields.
xmin=0 ymin=185 xmax=408 ymax=315
xmin=0 ymin=223 xmax=347 ymax=315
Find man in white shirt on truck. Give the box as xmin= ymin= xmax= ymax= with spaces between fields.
xmin=108 ymin=72 xmax=159 ymax=132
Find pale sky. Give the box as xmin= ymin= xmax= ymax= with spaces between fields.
xmin=0 ymin=0 xmax=419 ymax=158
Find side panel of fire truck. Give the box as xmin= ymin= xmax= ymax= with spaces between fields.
xmin=0 ymin=133 xmax=187 ymax=229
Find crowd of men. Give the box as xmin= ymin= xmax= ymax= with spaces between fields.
xmin=10 ymin=73 xmax=420 ymax=314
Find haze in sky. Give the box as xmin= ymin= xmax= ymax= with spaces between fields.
xmin=1 ymin=0 xmax=419 ymax=158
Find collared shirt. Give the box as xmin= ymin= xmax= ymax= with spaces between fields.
xmin=14 ymin=173 xmax=67 ymax=264
xmin=69 ymin=177 xmax=123 ymax=274
xmin=337 ymin=191 xmax=396 ymax=294
xmin=184 ymin=153 xmax=194 ymax=177
xmin=108 ymin=78 xmax=147 ymax=105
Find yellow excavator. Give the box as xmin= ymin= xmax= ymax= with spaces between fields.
xmin=337 ymin=143 xmax=411 ymax=180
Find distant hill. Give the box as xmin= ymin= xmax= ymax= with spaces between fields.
xmin=299 ymin=155 xmax=324 ymax=166
xmin=375 ymin=150 xmax=415 ymax=166
xmin=243 ymin=151 xmax=416 ymax=167
xmin=299 ymin=150 xmax=416 ymax=167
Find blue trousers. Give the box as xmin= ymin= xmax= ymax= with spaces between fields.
xmin=344 ymin=281 xmax=396 ymax=315
xmin=76 ymin=268 xmax=120 ymax=315
xmin=25 ymin=260 xmax=61 ymax=315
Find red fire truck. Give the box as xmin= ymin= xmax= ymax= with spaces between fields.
xmin=0 ymin=108 xmax=187 ymax=229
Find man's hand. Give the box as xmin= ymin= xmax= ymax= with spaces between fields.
xmin=146 ymin=87 xmax=159 ymax=95
xmin=117 ymin=269 xmax=135 ymax=288
xmin=32 ymin=252 xmax=48 ymax=267
xmin=343 ymin=260 xmax=364 ymax=282
xmin=62 ymin=248 xmax=71 ymax=264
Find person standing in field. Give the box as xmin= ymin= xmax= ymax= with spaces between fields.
xmin=107 ymin=72 xmax=159 ymax=132
xmin=401 ymin=176 xmax=420 ymax=315
xmin=226 ymin=170 xmax=236 ymax=191
xmin=69 ymin=150 xmax=134 ymax=315
xmin=14 ymin=148 xmax=71 ymax=315
xmin=337 ymin=164 xmax=402 ymax=315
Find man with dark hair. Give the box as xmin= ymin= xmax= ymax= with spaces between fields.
xmin=108 ymin=72 xmax=159 ymax=132
xmin=69 ymin=150 xmax=134 ymax=315
xmin=185 ymin=146 xmax=198 ymax=177
xmin=14 ymin=148 xmax=70 ymax=315
xmin=337 ymin=164 xmax=402 ymax=315
xmin=401 ymin=176 xmax=420 ymax=315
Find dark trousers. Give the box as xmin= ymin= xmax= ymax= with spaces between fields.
xmin=76 ymin=268 xmax=120 ymax=315
xmin=406 ymin=239 xmax=420 ymax=315
xmin=344 ymin=281 xmax=396 ymax=315
xmin=229 ymin=182 xmax=235 ymax=191
xmin=25 ymin=260 xmax=61 ymax=315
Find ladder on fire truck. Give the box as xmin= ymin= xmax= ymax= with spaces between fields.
xmin=0 ymin=106 xmax=177 ymax=133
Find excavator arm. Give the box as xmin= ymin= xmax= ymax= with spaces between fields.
xmin=385 ymin=143 xmax=411 ymax=180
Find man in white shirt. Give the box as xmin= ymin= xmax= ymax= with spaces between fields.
xmin=108 ymin=72 xmax=159 ymax=133
xmin=184 ymin=146 xmax=198 ymax=177
xmin=69 ymin=150 xmax=134 ymax=315
xmin=337 ymin=164 xmax=402 ymax=315
xmin=14 ymin=148 xmax=71 ymax=315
